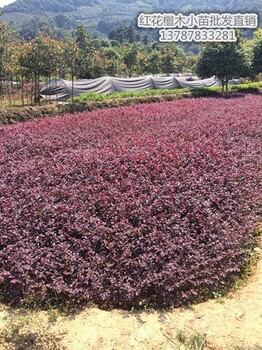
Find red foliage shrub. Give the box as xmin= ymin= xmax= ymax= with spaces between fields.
xmin=0 ymin=95 xmax=261 ymax=309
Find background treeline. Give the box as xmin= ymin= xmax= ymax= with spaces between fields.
xmin=0 ymin=13 xmax=262 ymax=105
xmin=2 ymin=0 xmax=261 ymax=40
xmin=0 ymin=22 xmax=198 ymax=105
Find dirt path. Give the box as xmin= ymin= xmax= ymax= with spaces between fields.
xmin=0 ymin=247 xmax=262 ymax=350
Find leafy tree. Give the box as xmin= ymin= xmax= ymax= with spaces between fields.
xmin=90 ymin=50 xmax=107 ymax=78
xmin=75 ymin=26 xmax=92 ymax=51
xmin=62 ymin=39 xmax=79 ymax=78
xmin=123 ymin=44 xmax=138 ymax=77
xmin=19 ymin=32 xmax=63 ymax=102
xmin=196 ymin=42 xmax=249 ymax=94
xmin=108 ymin=24 xmax=143 ymax=44
xmin=143 ymin=35 xmax=149 ymax=45
xmin=19 ymin=18 xmax=56 ymax=39
xmin=61 ymin=39 xmax=80 ymax=101
xmin=4 ymin=0 xmax=75 ymax=13
xmin=253 ymin=41 xmax=262 ymax=75
xmin=64 ymin=29 xmax=105 ymax=79
xmin=252 ymin=29 xmax=262 ymax=75
xmin=53 ymin=14 xmax=75 ymax=29
xmin=97 ymin=20 xmax=114 ymax=35
xmin=20 ymin=32 xmax=63 ymax=78
xmin=173 ymin=56 xmax=187 ymax=73
xmin=75 ymin=26 xmax=97 ymax=78
xmin=108 ymin=25 xmax=125 ymax=43
xmin=185 ymin=55 xmax=198 ymax=74
xmin=127 ymin=25 xmax=135 ymax=43
xmin=135 ymin=52 xmax=148 ymax=76
xmin=109 ymin=39 xmax=121 ymax=47
xmin=102 ymin=47 xmax=122 ymax=76
xmin=161 ymin=52 xmax=174 ymax=75
xmin=0 ymin=22 xmax=7 ymax=93
xmin=147 ymin=50 xmax=161 ymax=76
xmin=0 ymin=21 xmax=22 ymax=104
xmin=147 ymin=44 xmax=186 ymax=75
xmin=0 ymin=19 xmax=23 ymax=103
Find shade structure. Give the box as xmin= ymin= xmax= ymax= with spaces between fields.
xmin=40 ymin=75 xmax=222 ymax=101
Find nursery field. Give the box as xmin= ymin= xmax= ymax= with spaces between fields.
xmin=0 ymin=94 xmax=261 ymax=313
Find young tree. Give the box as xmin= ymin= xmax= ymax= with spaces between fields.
xmin=196 ymin=42 xmax=249 ymax=94
xmin=75 ymin=26 xmax=97 ymax=78
xmin=0 ymin=21 xmax=8 ymax=95
xmin=123 ymin=44 xmax=138 ymax=77
xmin=161 ymin=52 xmax=174 ymax=75
xmin=161 ymin=45 xmax=186 ymax=74
xmin=3 ymin=33 xmax=23 ymax=105
xmin=20 ymin=32 xmax=63 ymax=103
xmin=62 ymin=39 xmax=79 ymax=102
xmin=0 ymin=18 xmax=22 ymax=103
xmin=252 ymin=30 xmax=262 ymax=75
xmin=102 ymin=47 xmax=122 ymax=76
xmin=135 ymin=51 xmax=148 ymax=76
xmin=147 ymin=50 xmax=161 ymax=76
xmin=185 ymin=55 xmax=198 ymax=73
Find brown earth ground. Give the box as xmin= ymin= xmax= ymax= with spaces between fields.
xmin=0 ymin=240 xmax=262 ymax=350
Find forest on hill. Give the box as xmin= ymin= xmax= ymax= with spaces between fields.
xmin=1 ymin=0 xmax=261 ymax=38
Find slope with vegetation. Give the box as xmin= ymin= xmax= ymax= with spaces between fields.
xmin=1 ymin=0 xmax=262 ymax=37
xmin=1 ymin=12 xmax=262 ymax=109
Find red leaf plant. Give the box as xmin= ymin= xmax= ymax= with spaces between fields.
xmin=0 ymin=94 xmax=261 ymax=309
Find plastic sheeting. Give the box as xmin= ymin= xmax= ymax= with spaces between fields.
xmin=40 ymin=75 xmax=221 ymax=100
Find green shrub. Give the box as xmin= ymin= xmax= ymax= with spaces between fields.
xmin=73 ymin=81 xmax=262 ymax=103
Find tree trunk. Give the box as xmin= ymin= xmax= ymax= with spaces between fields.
xmin=38 ymin=73 xmax=41 ymax=105
xmin=33 ymin=73 xmax=37 ymax=104
xmin=21 ymin=76 xmax=24 ymax=106
xmin=48 ymin=73 xmax=51 ymax=104
xmin=30 ymin=76 xmax=33 ymax=105
xmin=221 ymin=81 xmax=225 ymax=95
xmin=225 ymin=76 xmax=229 ymax=96
xmin=7 ymin=79 xmax=12 ymax=106
xmin=71 ymin=66 xmax=74 ymax=104
xmin=11 ymin=76 xmax=14 ymax=105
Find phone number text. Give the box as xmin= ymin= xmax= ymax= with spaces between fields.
xmin=159 ymin=29 xmax=237 ymax=42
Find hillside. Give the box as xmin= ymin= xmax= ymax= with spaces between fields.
xmin=3 ymin=0 xmax=262 ymax=14
xmin=1 ymin=0 xmax=261 ymax=37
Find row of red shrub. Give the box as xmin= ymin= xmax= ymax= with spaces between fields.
xmin=0 ymin=95 xmax=261 ymax=309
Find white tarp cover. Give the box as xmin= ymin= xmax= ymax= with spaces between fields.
xmin=40 ymin=75 xmax=221 ymax=100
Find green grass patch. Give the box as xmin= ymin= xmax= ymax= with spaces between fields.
xmin=72 ymin=88 xmax=190 ymax=102
xmin=72 ymin=81 xmax=262 ymax=103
